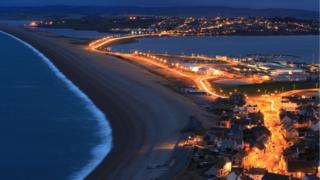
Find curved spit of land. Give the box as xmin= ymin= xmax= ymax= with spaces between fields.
xmin=89 ymin=34 xmax=228 ymax=99
xmin=89 ymin=34 xmax=319 ymax=178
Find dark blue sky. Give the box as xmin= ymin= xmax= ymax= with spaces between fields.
xmin=0 ymin=0 xmax=319 ymax=11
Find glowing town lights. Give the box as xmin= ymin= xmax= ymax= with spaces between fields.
xmin=262 ymin=75 xmax=270 ymax=81
xmin=244 ymin=95 xmax=290 ymax=175
xmin=29 ymin=21 xmax=38 ymax=27
xmin=297 ymin=172 xmax=302 ymax=178
xmin=224 ymin=162 xmax=232 ymax=172
xmin=213 ymin=70 xmax=220 ymax=75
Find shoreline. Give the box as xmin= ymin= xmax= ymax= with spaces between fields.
xmin=0 ymin=25 xmax=206 ymax=179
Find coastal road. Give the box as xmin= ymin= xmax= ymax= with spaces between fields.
xmin=90 ymin=35 xmax=227 ymax=99
xmin=0 ymin=25 xmax=209 ymax=180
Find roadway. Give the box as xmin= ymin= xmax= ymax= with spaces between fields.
xmin=244 ymin=89 xmax=319 ymax=176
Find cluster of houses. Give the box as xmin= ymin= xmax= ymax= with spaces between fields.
xmin=182 ymin=92 xmax=319 ymax=180
xmin=184 ymin=93 xmax=275 ymax=179
xmin=280 ymin=93 xmax=320 ymax=178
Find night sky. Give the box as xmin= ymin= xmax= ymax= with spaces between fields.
xmin=0 ymin=0 xmax=318 ymax=11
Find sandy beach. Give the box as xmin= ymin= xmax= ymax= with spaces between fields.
xmin=0 ymin=25 xmax=208 ymax=179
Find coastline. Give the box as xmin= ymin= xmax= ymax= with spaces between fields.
xmin=0 ymin=30 xmax=112 ymax=180
xmin=0 ymin=25 xmax=206 ymax=179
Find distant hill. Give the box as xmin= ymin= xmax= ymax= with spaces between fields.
xmin=0 ymin=6 xmax=318 ymax=19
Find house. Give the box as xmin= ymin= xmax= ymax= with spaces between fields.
xmin=227 ymin=171 xmax=242 ymax=180
xmin=287 ymin=160 xmax=317 ymax=177
xmin=281 ymin=115 xmax=299 ymax=139
xmin=284 ymin=138 xmax=319 ymax=177
xmin=281 ymin=100 xmax=298 ymax=112
xmin=247 ymin=104 xmax=258 ymax=113
xmin=247 ymin=168 xmax=267 ymax=180
xmin=229 ymin=93 xmax=246 ymax=107
xmin=244 ymin=112 xmax=264 ymax=127
xmin=217 ymin=114 xmax=231 ymax=128
xmin=299 ymin=105 xmax=319 ymax=119
xmin=243 ymin=125 xmax=271 ymax=150
xmin=262 ymin=173 xmax=290 ymax=180
xmin=231 ymin=152 xmax=244 ymax=168
xmin=217 ymin=139 xmax=243 ymax=152
xmin=234 ymin=105 xmax=247 ymax=115
xmin=293 ymin=118 xmax=312 ymax=129
xmin=303 ymin=175 xmax=319 ymax=180
xmin=212 ymin=98 xmax=234 ymax=114
xmin=227 ymin=123 xmax=243 ymax=137
xmin=311 ymin=121 xmax=320 ymax=131
xmin=205 ymin=158 xmax=232 ymax=178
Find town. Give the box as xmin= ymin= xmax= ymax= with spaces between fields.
xmin=179 ymin=91 xmax=319 ymax=179
xmin=35 ymin=16 xmax=320 ymax=36
xmin=87 ymin=32 xmax=320 ymax=179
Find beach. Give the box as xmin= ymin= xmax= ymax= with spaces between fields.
xmin=0 ymin=25 xmax=207 ymax=179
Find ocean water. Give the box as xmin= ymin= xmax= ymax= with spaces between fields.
xmin=0 ymin=32 xmax=112 ymax=179
xmin=111 ymin=35 xmax=320 ymax=63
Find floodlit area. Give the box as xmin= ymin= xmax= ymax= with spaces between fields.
xmin=245 ymin=95 xmax=288 ymax=174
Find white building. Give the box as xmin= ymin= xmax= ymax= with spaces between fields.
xmin=281 ymin=101 xmax=298 ymax=112
xmin=273 ymin=74 xmax=307 ymax=82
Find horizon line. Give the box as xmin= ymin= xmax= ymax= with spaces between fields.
xmin=0 ymin=5 xmax=318 ymax=12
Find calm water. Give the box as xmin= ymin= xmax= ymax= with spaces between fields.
xmin=0 ymin=32 xmax=112 ymax=179
xmin=112 ymin=36 xmax=320 ymax=63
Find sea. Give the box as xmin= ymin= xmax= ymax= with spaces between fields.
xmin=111 ymin=35 xmax=320 ymax=63
xmin=0 ymin=31 xmax=112 ymax=179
